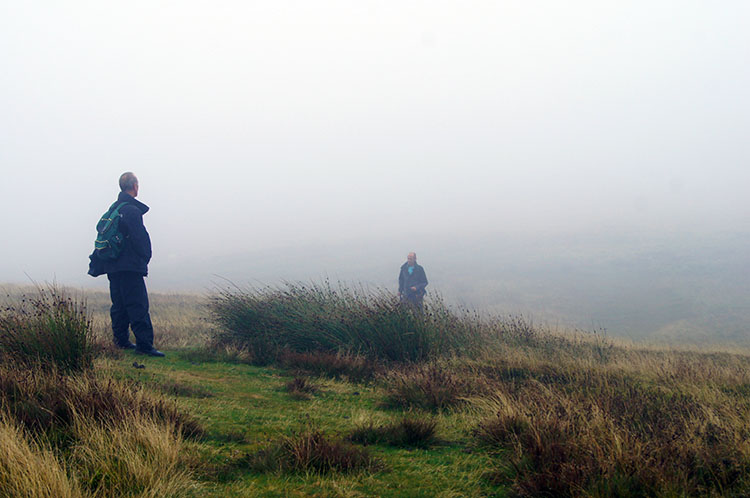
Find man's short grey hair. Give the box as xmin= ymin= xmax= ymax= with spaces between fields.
xmin=119 ymin=172 xmax=138 ymax=192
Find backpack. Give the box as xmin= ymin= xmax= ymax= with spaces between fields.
xmin=93 ymin=202 xmax=129 ymax=260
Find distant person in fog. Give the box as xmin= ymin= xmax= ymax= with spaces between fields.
xmin=88 ymin=172 xmax=165 ymax=357
xmin=398 ymin=252 xmax=428 ymax=310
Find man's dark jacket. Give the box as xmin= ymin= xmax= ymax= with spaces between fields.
xmin=88 ymin=192 xmax=152 ymax=277
xmin=398 ymin=263 xmax=428 ymax=297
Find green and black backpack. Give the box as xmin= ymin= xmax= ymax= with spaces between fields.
xmin=93 ymin=201 xmax=128 ymax=260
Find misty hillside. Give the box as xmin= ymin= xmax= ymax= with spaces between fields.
xmin=152 ymin=229 xmax=750 ymax=345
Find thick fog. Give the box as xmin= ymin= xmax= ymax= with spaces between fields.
xmin=2 ymin=2 xmax=749 ymax=340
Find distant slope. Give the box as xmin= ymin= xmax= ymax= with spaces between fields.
xmin=147 ymin=229 xmax=750 ymax=344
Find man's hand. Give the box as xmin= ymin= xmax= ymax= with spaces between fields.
xmin=410 ymin=286 xmax=417 ymax=291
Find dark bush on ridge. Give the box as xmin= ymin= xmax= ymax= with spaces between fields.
xmin=209 ymin=282 xmax=481 ymax=364
xmin=0 ymin=286 xmax=94 ymax=372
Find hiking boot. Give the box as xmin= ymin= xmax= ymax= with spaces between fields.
xmin=135 ymin=347 xmax=166 ymax=357
xmin=116 ymin=342 xmax=137 ymax=350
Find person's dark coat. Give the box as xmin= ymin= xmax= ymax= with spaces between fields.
xmin=398 ymin=262 xmax=428 ymax=298
xmin=88 ymin=192 xmax=152 ymax=277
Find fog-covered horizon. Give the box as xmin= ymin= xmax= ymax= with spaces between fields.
xmin=2 ymin=2 xmax=749 ymax=340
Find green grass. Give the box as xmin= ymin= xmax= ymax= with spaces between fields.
xmin=99 ymin=352 xmax=500 ymax=497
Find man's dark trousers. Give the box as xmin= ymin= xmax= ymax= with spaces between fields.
xmin=402 ymin=293 xmax=424 ymax=312
xmin=108 ymin=271 xmax=154 ymax=350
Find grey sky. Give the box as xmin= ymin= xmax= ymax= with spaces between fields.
xmin=1 ymin=1 xmax=749 ymax=292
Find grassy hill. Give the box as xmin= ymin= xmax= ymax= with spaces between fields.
xmin=2 ymin=284 xmax=750 ymax=497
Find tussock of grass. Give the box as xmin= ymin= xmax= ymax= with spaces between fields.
xmin=248 ymin=428 xmax=381 ymax=474
xmin=349 ymin=414 xmax=438 ymax=448
xmin=0 ymin=286 xmax=94 ymax=372
xmin=209 ymin=282 xmax=482 ymax=363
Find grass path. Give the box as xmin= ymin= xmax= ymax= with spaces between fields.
xmin=101 ymin=352 xmax=503 ymax=497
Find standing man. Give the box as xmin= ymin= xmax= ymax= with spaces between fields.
xmin=88 ymin=172 xmax=164 ymax=357
xmin=398 ymin=252 xmax=428 ymax=310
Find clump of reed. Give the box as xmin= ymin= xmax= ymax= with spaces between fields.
xmin=208 ymin=281 xmax=482 ymax=364
xmin=0 ymin=286 xmax=94 ymax=372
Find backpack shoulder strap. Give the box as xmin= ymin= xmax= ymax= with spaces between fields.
xmin=98 ymin=202 xmax=129 ymax=233
xmin=110 ymin=202 xmax=129 ymax=216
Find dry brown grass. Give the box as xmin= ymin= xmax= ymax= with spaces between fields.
xmin=0 ymin=413 xmax=200 ymax=498
xmin=0 ymin=285 xmax=205 ymax=496
xmin=0 ymin=364 xmax=202 ymax=497
xmin=70 ymin=415 xmax=198 ymax=497
xmin=0 ymin=362 xmax=204 ymax=441
xmin=459 ymin=340 xmax=750 ymax=497
xmin=0 ymin=415 xmax=81 ymax=498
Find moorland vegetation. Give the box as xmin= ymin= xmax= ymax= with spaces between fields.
xmin=2 ymin=282 xmax=750 ymax=497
